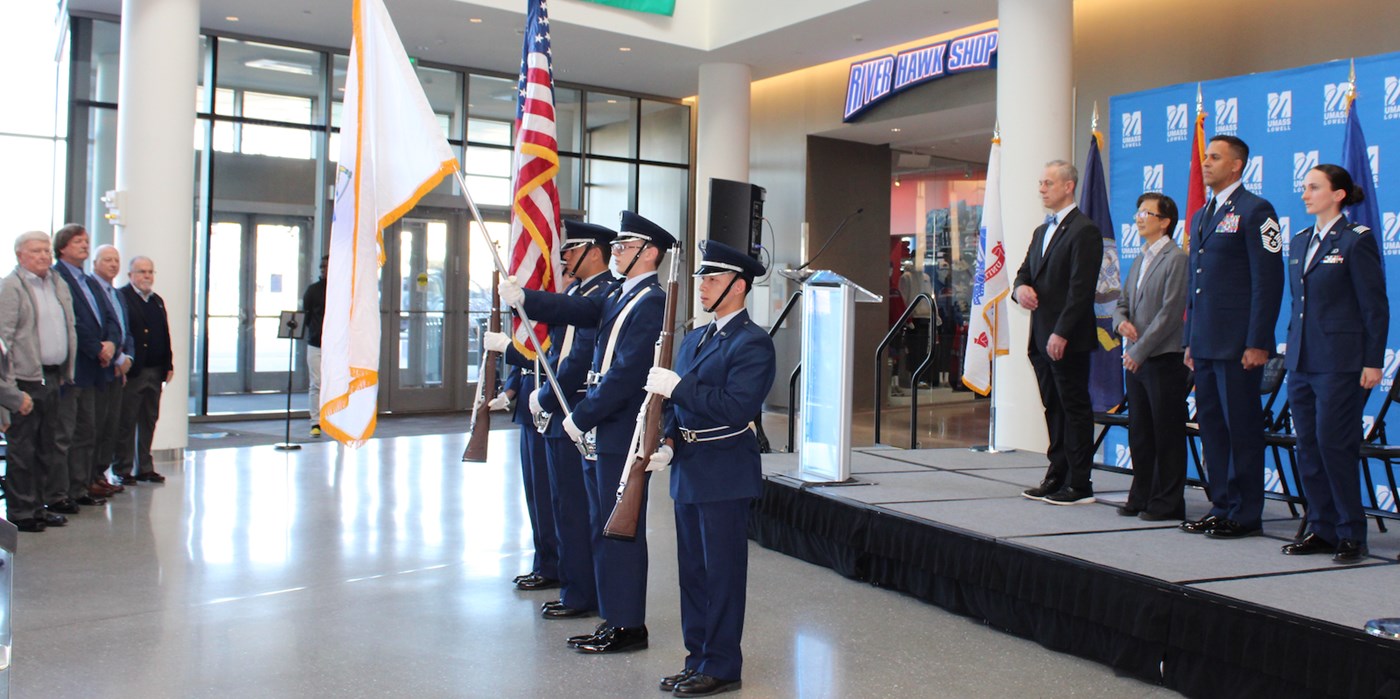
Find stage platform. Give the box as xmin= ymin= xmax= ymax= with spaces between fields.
xmin=751 ymin=448 xmax=1400 ymax=699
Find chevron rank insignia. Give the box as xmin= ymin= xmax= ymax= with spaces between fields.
xmin=1260 ymin=218 xmax=1282 ymax=253
xmin=1354 ymin=224 xmax=1372 ymax=235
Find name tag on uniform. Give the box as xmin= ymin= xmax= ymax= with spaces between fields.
xmin=1216 ymin=213 xmax=1240 ymax=233
xmin=1321 ymin=253 xmax=1344 ymax=264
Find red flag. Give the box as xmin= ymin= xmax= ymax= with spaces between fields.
xmin=508 ymin=0 xmax=563 ymax=359
xmin=1183 ymin=108 xmax=1207 ymax=252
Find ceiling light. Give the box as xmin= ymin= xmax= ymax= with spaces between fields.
xmin=469 ymin=18 xmax=483 ymax=23
xmin=890 ymin=128 xmax=901 ymax=133
xmin=226 ymin=16 xmax=239 ymax=21
xmin=607 ymin=99 xmax=618 ymax=104
xmin=618 ymin=47 xmax=632 ymax=52
xmin=245 ymin=58 xmax=313 ymax=76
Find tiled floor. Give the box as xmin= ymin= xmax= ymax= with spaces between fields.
xmin=12 ymin=418 xmax=1184 ymax=698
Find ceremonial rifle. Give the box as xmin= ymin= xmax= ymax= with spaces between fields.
xmin=463 ymin=272 xmax=501 ymax=462
xmin=603 ymin=251 xmax=681 ymax=541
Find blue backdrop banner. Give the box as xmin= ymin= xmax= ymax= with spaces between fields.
xmin=1106 ymin=51 xmax=1400 ymax=513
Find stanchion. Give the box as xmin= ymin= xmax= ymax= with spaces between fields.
xmin=275 ymin=310 xmax=306 ymax=451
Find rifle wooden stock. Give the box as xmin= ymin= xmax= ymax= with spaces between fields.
xmin=604 ymin=259 xmax=681 ymax=541
xmin=463 ymin=272 xmax=502 ymax=462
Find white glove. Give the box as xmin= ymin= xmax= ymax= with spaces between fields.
xmin=563 ymin=414 xmax=585 ymax=443
xmin=645 ymin=367 xmax=682 ymax=398
xmin=645 ymin=444 xmax=674 ymax=472
xmin=499 ymin=275 xmax=525 ymax=307
xmin=483 ymin=331 xmax=511 ymax=354
xmin=488 ymin=392 xmax=511 ymax=411
xmin=528 ymin=388 xmax=544 ymax=417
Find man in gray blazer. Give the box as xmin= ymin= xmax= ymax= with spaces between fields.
xmin=1112 ymin=193 xmax=1190 ymax=521
xmin=0 ymin=231 xmax=78 ymax=532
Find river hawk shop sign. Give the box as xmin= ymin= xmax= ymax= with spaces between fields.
xmin=843 ymin=29 xmax=999 ymax=122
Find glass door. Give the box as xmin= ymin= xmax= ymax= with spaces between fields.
xmin=205 ymin=214 xmax=311 ymax=411
xmin=381 ymin=212 xmax=465 ymax=411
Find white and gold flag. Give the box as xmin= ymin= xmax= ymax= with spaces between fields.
xmin=961 ymin=137 xmax=1008 ymax=395
xmin=321 ymin=0 xmax=458 ymax=446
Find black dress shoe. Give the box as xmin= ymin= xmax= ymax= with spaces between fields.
xmin=1115 ymin=505 xmax=1142 ymax=517
xmin=42 ymin=512 xmax=68 ymax=527
xmin=541 ymin=599 xmax=565 ymax=611
xmin=1281 ymin=533 xmax=1335 ymax=556
xmin=1204 ymin=519 xmax=1262 ymax=539
xmin=134 ymin=471 xmax=166 ymax=483
xmin=568 ymin=623 xmax=613 ymax=648
xmin=514 ymin=572 xmax=537 ymax=584
xmin=1044 ymin=486 xmax=1096 ymax=505
xmin=1333 ymin=539 xmax=1368 ymax=564
xmin=542 ymin=605 xmax=594 ymax=620
xmin=118 ymin=475 xmax=140 ymax=486
xmin=47 ymin=499 xmax=80 ymax=515
xmin=1179 ymin=514 xmax=1220 ymax=534
xmin=660 ymin=668 xmax=699 ymax=692
xmin=75 ymin=495 xmax=107 ymax=507
xmin=574 ymin=625 xmax=648 ymax=654
xmin=13 ymin=518 xmax=46 ymax=533
xmin=516 ymin=575 xmax=560 ymax=591
xmin=672 ymin=674 xmax=741 ymax=697
xmin=1021 ymin=479 xmax=1062 ymax=501
xmin=1138 ymin=510 xmax=1185 ymax=522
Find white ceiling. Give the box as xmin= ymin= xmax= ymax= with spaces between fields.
xmin=67 ymin=0 xmax=997 ymax=161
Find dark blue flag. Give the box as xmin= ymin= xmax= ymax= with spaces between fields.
xmin=1080 ymin=132 xmax=1123 ymax=413
xmin=1340 ymin=96 xmax=1381 ymax=232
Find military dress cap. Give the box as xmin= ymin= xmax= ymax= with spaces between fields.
xmin=696 ymin=239 xmax=765 ymax=279
xmin=561 ymin=219 xmax=617 ymax=251
xmin=616 ymin=211 xmax=677 ymax=251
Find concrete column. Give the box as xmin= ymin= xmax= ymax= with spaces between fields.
xmin=113 ymin=0 xmax=199 ymax=457
xmin=993 ymin=0 xmax=1074 ymax=451
xmin=693 ymin=63 xmax=752 ymax=310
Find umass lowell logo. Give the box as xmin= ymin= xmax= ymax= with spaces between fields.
xmin=1142 ymin=163 xmax=1164 ymax=193
xmin=1267 ymin=91 xmax=1292 ymax=132
xmin=1166 ymin=103 xmax=1189 ymax=142
xmin=1382 ymin=211 xmax=1400 ymax=257
xmin=1120 ymin=222 xmax=1143 ymax=258
xmin=1242 ymin=155 xmax=1264 ymax=194
xmin=1278 ymin=217 xmax=1291 ymax=256
xmin=1121 ymin=111 xmax=1142 ymax=148
xmin=1369 ymin=145 xmax=1381 ymax=187
xmin=1382 ymin=348 xmax=1400 ymax=391
xmin=1386 ymin=76 xmax=1400 ymax=120
xmin=1323 ymin=83 xmax=1350 ymax=124
xmin=1293 ymin=150 xmax=1318 ymax=192
xmin=1214 ymin=97 xmax=1238 ymax=135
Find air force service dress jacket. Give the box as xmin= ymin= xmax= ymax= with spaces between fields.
xmin=1183 ymin=186 xmax=1284 ymax=359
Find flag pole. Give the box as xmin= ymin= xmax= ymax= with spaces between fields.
xmin=452 ymin=169 xmax=574 ymax=421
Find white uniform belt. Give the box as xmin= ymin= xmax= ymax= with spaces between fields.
xmin=586 ymin=285 xmax=653 ymax=389
xmin=679 ymin=423 xmax=754 ymax=443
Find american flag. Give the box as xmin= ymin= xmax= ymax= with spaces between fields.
xmin=509 ymin=0 xmax=563 ymax=359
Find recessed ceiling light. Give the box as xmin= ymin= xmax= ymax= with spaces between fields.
xmin=469 ymin=18 xmax=483 ymax=23
xmin=618 ymin=47 xmax=631 ymax=52
xmin=890 ymin=128 xmax=901 ymax=133
xmin=607 ymin=99 xmax=618 ymax=104
xmin=226 ymin=16 xmax=239 ymax=21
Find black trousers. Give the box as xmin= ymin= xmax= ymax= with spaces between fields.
xmin=1029 ymin=348 xmax=1094 ymax=491
xmin=5 ymin=370 xmax=71 ymax=517
xmin=1124 ymin=352 xmax=1189 ymax=517
xmin=115 ymin=369 xmax=163 ymax=476
xmin=91 ymin=379 xmax=124 ymax=482
xmin=65 ymin=384 xmax=97 ymax=500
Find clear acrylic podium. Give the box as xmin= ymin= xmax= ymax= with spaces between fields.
xmin=791 ymin=269 xmax=880 ymax=482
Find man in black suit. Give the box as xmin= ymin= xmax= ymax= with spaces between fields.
xmin=1012 ymin=160 xmax=1104 ymax=505
xmin=114 ymin=255 xmax=173 ymax=485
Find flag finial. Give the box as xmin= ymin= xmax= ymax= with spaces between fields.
xmin=1091 ymin=102 xmax=1099 ymax=132
xmin=1347 ymin=58 xmax=1358 ymax=108
xmin=992 ymin=120 xmax=1000 ymax=142
xmin=1195 ymin=83 xmax=1203 ymax=113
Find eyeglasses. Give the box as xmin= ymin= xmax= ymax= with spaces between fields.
xmin=610 ymin=241 xmax=646 ymax=251
xmin=1135 ymin=210 xmax=1166 ymax=220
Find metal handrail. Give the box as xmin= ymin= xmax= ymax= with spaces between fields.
xmin=758 ymin=291 xmax=802 ymax=453
xmin=788 ymin=364 xmax=801 ymax=453
xmin=873 ymin=293 xmax=934 ymax=448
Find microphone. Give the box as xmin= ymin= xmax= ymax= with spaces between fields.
xmin=794 ymin=207 xmax=864 ymax=272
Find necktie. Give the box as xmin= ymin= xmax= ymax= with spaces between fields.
xmin=108 ymin=287 xmax=126 ymax=337
xmin=1306 ymin=230 xmax=1326 ymax=267
xmin=1041 ymin=214 xmax=1058 ymax=255
xmin=697 ymin=323 xmax=717 ymax=349
xmin=1201 ymin=198 xmax=1217 ymax=235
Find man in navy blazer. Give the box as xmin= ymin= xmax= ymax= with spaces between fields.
xmin=1181 ymin=136 xmax=1284 ymax=539
xmin=644 ymin=240 xmax=775 ymax=698
xmin=1012 ymin=160 xmax=1104 ymax=506
xmin=487 ymin=220 xmax=618 ymax=617
xmin=500 ymin=211 xmax=673 ymax=654
xmin=51 ymin=224 xmax=122 ymax=514
xmin=90 ymin=244 xmax=135 ymax=497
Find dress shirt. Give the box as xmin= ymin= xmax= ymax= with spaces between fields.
xmin=1138 ymin=236 xmax=1171 ymax=288
xmin=620 ymin=270 xmax=658 ymax=296
xmin=19 ymin=267 xmax=69 ymax=365
xmin=59 ymin=259 xmax=102 ymax=328
xmin=1041 ymin=203 xmax=1078 ymax=254
xmin=1305 ymin=214 xmax=1343 ymax=267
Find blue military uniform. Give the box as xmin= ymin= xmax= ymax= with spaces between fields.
xmin=660 ymin=241 xmax=776 ymax=686
xmin=1285 ymin=215 xmax=1388 ymax=548
xmin=519 ymin=211 xmax=673 ymax=639
xmin=501 ymin=364 xmax=556 ymax=583
xmin=506 ymin=220 xmax=617 ymax=614
xmin=1183 ymin=182 xmax=1284 ymax=532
